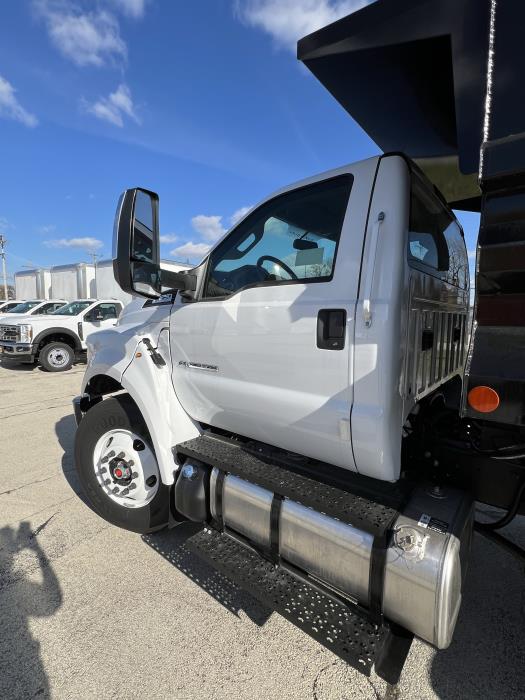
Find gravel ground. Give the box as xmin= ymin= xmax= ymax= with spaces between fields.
xmin=0 ymin=358 xmax=523 ymax=700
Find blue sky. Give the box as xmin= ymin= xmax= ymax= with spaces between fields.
xmin=0 ymin=0 xmax=479 ymax=284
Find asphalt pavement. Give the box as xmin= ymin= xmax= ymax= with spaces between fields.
xmin=0 ymin=358 xmax=523 ymax=699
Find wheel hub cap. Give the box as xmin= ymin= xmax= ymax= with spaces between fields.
xmin=93 ymin=429 xmax=159 ymax=508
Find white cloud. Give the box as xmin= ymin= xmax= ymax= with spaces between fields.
xmin=34 ymin=0 xmax=127 ymax=67
xmin=170 ymin=242 xmax=211 ymax=260
xmin=0 ymin=75 xmax=38 ymax=128
xmin=38 ymin=224 xmax=56 ymax=235
xmin=44 ymin=236 xmax=103 ymax=250
xmin=159 ymin=234 xmax=178 ymax=244
xmin=109 ymin=0 xmax=147 ymax=18
xmin=0 ymin=217 xmax=12 ymax=234
xmin=235 ymin=0 xmax=372 ymax=51
xmin=191 ymin=215 xmax=227 ymax=242
xmin=230 ymin=205 xmax=253 ymax=226
xmin=84 ymin=84 xmax=140 ymax=128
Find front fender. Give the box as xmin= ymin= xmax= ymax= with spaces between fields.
xmin=82 ymin=326 xmax=139 ymax=392
xmin=120 ymin=329 xmax=200 ymax=486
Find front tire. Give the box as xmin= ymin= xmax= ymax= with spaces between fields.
xmin=40 ymin=342 xmax=74 ymax=372
xmin=74 ymin=395 xmax=170 ymax=533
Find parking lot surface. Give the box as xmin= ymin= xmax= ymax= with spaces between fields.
xmin=0 ymin=359 xmax=524 ymax=700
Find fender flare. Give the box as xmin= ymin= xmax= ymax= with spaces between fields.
xmin=33 ymin=327 xmax=82 ymax=354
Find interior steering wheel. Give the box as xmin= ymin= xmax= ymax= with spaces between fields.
xmin=256 ymin=255 xmax=298 ymax=280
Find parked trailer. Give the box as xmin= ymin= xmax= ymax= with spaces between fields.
xmin=49 ymin=263 xmax=95 ymax=301
xmin=14 ymin=268 xmax=52 ymax=300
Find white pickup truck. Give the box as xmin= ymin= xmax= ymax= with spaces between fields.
xmin=0 ymin=298 xmax=66 ymax=320
xmin=0 ymin=298 xmax=123 ymax=371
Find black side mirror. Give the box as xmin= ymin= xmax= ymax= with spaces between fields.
xmin=113 ymin=188 xmax=162 ymax=298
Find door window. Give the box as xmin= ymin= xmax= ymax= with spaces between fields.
xmin=38 ymin=302 xmax=63 ymax=314
xmin=87 ymin=303 xmax=122 ymax=321
xmin=204 ymin=175 xmax=353 ymax=298
xmin=408 ymin=175 xmax=468 ymax=289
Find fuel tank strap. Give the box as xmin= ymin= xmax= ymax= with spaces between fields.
xmin=269 ymin=493 xmax=283 ymax=563
xmin=176 ymin=434 xmax=408 ymax=539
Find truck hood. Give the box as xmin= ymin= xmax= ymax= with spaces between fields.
xmin=21 ymin=315 xmax=77 ymax=332
xmin=0 ymin=314 xmax=34 ymax=324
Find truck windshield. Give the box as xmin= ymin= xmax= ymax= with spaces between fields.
xmin=52 ymin=301 xmax=92 ymax=316
xmin=6 ymin=301 xmax=40 ymax=314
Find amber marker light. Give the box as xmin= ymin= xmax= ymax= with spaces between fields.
xmin=467 ymin=386 xmax=500 ymax=413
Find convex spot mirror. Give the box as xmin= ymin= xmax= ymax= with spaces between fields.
xmin=113 ymin=188 xmax=162 ymax=298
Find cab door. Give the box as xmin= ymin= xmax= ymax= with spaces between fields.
xmin=170 ymin=161 xmax=378 ymax=470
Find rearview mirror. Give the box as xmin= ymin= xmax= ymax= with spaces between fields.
xmin=113 ymin=188 xmax=162 ymax=298
xmin=293 ymin=238 xmax=318 ymax=251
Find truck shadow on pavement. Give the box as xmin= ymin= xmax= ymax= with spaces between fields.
xmin=429 ymin=525 xmax=525 ymax=700
xmin=0 ymin=359 xmax=39 ymax=372
xmin=0 ymin=521 xmax=62 ymax=700
xmin=143 ymin=525 xmax=272 ymax=627
xmin=55 ymin=413 xmax=91 ymax=507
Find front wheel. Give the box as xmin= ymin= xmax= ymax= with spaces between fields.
xmin=39 ymin=342 xmax=74 ymax=372
xmin=74 ymin=395 xmax=170 ymax=533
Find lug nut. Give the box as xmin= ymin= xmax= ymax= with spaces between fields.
xmin=100 ymin=467 xmax=107 ymax=474
xmin=120 ymin=488 xmax=129 ymax=496
xmin=128 ymin=483 xmax=137 ymax=491
xmin=131 ymin=472 xmax=138 ymax=479
xmin=128 ymin=460 xmax=134 ymax=467
xmin=106 ymin=451 xmax=115 ymax=459
xmin=117 ymin=452 xmax=125 ymax=459
xmin=112 ymin=487 xmax=119 ymax=494
xmin=104 ymin=479 xmax=111 ymax=485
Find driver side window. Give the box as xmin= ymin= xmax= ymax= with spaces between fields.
xmin=203 ymin=175 xmax=353 ymax=298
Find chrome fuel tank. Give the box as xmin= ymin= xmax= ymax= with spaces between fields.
xmin=209 ymin=469 xmax=473 ymax=648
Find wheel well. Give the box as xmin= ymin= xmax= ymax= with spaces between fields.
xmin=36 ymin=333 xmax=78 ymax=355
xmin=85 ymin=374 xmax=125 ymax=397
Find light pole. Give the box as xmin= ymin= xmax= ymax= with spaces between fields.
xmin=0 ymin=235 xmax=8 ymax=301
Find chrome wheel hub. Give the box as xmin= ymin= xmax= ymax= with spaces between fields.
xmin=93 ymin=429 xmax=159 ymax=508
xmin=48 ymin=347 xmax=70 ymax=367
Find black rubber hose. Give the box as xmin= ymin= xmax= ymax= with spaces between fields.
xmin=475 ymin=480 xmax=525 ymax=531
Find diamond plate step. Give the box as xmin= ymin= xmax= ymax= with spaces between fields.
xmin=186 ymin=526 xmax=412 ymax=684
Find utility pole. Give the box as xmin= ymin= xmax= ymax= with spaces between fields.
xmin=0 ymin=235 xmax=8 ymax=301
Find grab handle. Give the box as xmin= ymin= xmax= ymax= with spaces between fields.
xmin=362 ymin=211 xmax=385 ymax=328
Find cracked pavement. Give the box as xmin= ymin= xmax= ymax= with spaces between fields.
xmin=0 ymin=359 xmax=524 ymax=699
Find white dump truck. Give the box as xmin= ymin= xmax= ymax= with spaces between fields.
xmin=71 ymin=0 xmax=525 ymax=688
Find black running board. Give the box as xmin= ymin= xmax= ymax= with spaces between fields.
xmin=186 ymin=526 xmax=412 ymax=685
